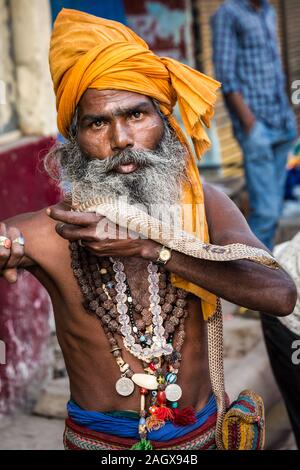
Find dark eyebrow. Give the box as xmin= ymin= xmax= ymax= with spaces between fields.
xmin=80 ymin=101 xmax=153 ymax=124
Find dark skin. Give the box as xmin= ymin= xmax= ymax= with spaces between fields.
xmin=0 ymin=89 xmax=297 ymax=413
xmin=251 ymin=0 xmax=262 ymax=10
xmin=225 ymin=92 xmax=256 ymax=135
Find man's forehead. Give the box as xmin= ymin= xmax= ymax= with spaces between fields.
xmin=78 ymin=89 xmax=153 ymax=114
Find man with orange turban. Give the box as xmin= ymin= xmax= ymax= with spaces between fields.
xmin=0 ymin=9 xmax=296 ymax=450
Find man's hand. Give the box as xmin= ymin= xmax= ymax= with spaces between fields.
xmin=0 ymin=223 xmax=25 ymax=283
xmin=225 ymin=91 xmax=256 ymax=135
xmin=47 ymin=207 xmax=160 ymax=260
xmin=243 ymin=113 xmax=256 ymax=136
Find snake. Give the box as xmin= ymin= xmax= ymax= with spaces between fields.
xmin=74 ymin=196 xmax=279 ymax=449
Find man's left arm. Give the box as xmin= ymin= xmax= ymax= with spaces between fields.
xmin=146 ymin=184 xmax=296 ymax=317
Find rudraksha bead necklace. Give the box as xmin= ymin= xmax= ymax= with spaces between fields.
xmin=69 ymin=241 xmax=192 ymax=443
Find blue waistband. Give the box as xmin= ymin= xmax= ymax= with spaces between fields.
xmin=67 ymin=394 xmax=217 ymax=442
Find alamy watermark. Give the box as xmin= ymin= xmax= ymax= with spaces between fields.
xmin=0 ymin=340 xmax=6 ymax=365
xmin=291 ymin=80 xmax=300 ymax=105
xmin=291 ymin=339 xmax=300 ymax=365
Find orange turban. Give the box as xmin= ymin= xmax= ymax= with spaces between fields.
xmin=49 ymin=8 xmax=221 ymax=320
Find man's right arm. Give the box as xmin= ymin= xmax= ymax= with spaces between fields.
xmin=211 ymin=7 xmax=256 ymax=134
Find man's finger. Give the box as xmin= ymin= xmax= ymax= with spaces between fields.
xmin=1 ymin=268 xmax=18 ymax=283
xmin=5 ymin=227 xmax=25 ymax=270
xmin=55 ymin=223 xmax=96 ymax=242
xmin=47 ymin=207 xmax=102 ymax=226
xmin=0 ymin=223 xmax=10 ymax=270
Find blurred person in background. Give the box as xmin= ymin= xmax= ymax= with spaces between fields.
xmin=211 ymin=0 xmax=297 ymax=251
xmin=212 ymin=0 xmax=299 ymax=448
xmin=262 ymin=232 xmax=300 ymax=449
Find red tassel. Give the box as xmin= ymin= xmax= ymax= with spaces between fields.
xmin=172 ymin=407 xmax=197 ymax=426
xmin=154 ymin=406 xmax=175 ymax=421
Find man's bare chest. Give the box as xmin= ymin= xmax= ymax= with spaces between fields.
xmin=33 ymin=242 xmax=205 ymax=347
xmin=122 ymin=257 xmax=152 ymax=307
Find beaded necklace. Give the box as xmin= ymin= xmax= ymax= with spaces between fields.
xmin=70 ymin=241 xmax=195 ymax=447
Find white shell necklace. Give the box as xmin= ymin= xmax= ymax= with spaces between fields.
xmin=111 ymin=257 xmax=173 ymax=363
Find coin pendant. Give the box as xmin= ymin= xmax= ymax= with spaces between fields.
xmin=165 ymin=383 xmax=182 ymax=402
xmin=115 ymin=377 xmax=135 ymax=397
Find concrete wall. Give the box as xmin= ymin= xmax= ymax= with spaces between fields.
xmin=0 ymin=0 xmax=18 ymax=135
xmin=10 ymin=0 xmax=56 ymax=136
xmin=0 ymin=136 xmax=60 ymax=415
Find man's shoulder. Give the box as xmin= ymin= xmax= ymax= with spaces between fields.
xmin=203 ymin=181 xmax=229 ymax=207
xmin=3 ymin=199 xmax=71 ymax=267
xmin=203 ymin=182 xmax=232 ymax=229
xmin=211 ymin=0 xmax=237 ymax=23
xmin=202 ymin=181 xmax=263 ymax=248
xmin=4 ymin=199 xmax=70 ymax=233
xmin=25 ymin=199 xmax=71 ymax=244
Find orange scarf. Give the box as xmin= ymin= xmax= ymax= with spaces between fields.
xmin=49 ymin=8 xmax=221 ymax=319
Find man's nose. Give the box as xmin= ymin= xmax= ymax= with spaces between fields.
xmin=110 ymin=121 xmax=134 ymax=152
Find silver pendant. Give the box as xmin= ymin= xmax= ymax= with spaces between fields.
xmin=115 ymin=377 xmax=135 ymax=397
xmin=165 ymin=383 xmax=182 ymax=402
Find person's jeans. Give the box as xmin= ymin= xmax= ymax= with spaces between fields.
xmin=260 ymin=313 xmax=300 ymax=449
xmin=237 ymin=122 xmax=296 ymax=249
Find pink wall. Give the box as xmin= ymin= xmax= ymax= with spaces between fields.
xmin=0 ymin=136 xmax=59 ymax=413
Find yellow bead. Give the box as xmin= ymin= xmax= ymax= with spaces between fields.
xmin=157 ymin=376 xmax=165 ymax=384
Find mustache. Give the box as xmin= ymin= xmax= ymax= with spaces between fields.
xmin=85 ymin=148 xmax=167 ymax=175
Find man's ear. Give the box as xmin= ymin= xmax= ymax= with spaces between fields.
xmin=70 ymin=107 xmax=79 ymax=138
xmin=152 ymin=99 xmax=164 ymax=118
